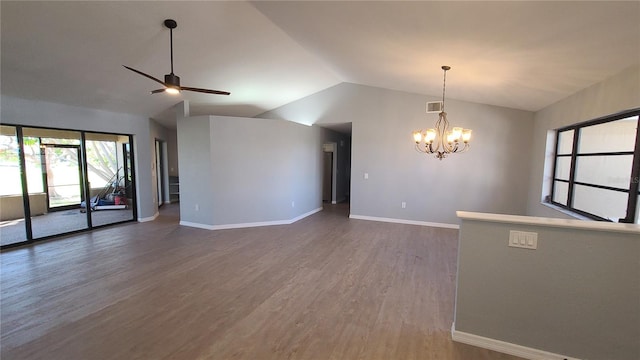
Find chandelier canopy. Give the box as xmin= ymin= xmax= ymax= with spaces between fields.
xmin=413 ymin=66 xmax=471 ymax=160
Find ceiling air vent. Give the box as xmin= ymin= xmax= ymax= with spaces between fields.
xmin=426 ymin=101 xmax=443 ymax=113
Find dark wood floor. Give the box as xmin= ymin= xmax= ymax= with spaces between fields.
xmin=1 ymin=203 xmax=524 ymax=360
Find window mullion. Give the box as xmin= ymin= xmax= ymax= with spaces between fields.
xmin=567 ymin=127 xmax=580 ymax=208
xmin=550 ymin=130 xmax=561 ymax=203
xmin=622 ymin=118 xmax=640 ymax=223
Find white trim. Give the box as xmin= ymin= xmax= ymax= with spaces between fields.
xmin=208 ymin=220 xmax=290 ymax=230
xmin=331 ymin=201 xmax=337 ymax=204
xmin=180 ymin=207 xmax=323 ymax=231
xmin=179 ymin=221 xmax=217 ymax=230
xmin=349 ymin=214 xmax=459 ymax=229
xmin=451 ymin=323 xmax=580 ymax=360
xmin=290 ymin=207 xmax=323 ymax=223
xmin=457 ymin=210 xmax=640 ymax=234
xmin=138 ymin=212 xmax=159 ymax=222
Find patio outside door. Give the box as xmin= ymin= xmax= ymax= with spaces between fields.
xmin=44 ymin=145 xmax=83 ymax=210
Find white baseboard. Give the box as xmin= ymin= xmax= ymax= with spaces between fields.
xmin=138 ymin=212 xmax=159 ymax=222
xmin=451 ymin=323 xmax=579 ymax=360
xmin=208 ymin=219 xmax=291 ymax=230
xmin=180 ymin=207 xmax=323 ymax=231
xmin=290 ymin=207 xmax=323 ymax=223
xmin=179 ymin=221 xmax=217 ymax=230
xmin=349 ymin=214 xmax=459 ymax=229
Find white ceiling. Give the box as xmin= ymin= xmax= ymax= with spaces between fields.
xmin=2 ymin=1 xmax=639 ymax=130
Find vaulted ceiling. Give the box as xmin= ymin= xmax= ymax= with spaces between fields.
xmin=2 ymin=1 xmax=638 ymax=129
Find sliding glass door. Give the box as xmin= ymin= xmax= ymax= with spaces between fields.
xmin=0 ymin=125 xmax=136 ymax=249
xmin=87 ymin=133 xmax=135 ymax=227
xmin=25 ymin=129 xmax=88 ymax=239
xmin=0 ymin=125 xmax=28 ymax=246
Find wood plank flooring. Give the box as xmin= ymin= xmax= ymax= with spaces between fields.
xmin=1 ymin=203 xmax=524 ymax=360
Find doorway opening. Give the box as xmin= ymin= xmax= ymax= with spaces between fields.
xmin=323 ymin=145 xmax=334 ymax=203
xmin=321 ymin=134 xmax=352 ymax=211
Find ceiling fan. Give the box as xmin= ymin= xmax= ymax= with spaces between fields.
xmin=123 ymin=19 xmax=230 ymax=96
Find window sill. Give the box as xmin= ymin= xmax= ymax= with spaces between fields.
xmin=541 ymin=202 xmax=592 ymax=221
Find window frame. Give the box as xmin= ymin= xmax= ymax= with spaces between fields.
xmin=550 ymin=108 xmax=640 ymax=223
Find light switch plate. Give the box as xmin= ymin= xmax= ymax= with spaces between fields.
xmin=509 ymin=230 xmax=538 ymax=250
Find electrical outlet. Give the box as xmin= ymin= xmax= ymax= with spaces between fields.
xmin=508 ymin=230 xmax=537 ymax=249
xmin=364 ymin=173 xmax=369 ymax=179
xmin=401 ymin=201 xmax=406 ymax=209
xmin=291 ymin=201 xmax=295 ymax=208
xmin=195 ymin=204 xmax=199 ymax=211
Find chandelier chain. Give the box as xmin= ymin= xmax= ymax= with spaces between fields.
xmin=441 ymin=68 xmax=447 ymax=112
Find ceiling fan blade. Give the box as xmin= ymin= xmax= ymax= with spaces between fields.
xmin=150 ymin=89 xmax=166 ymax=94
xmin=180 ymin=86 xmax=230 ymax=96
xmin=122 ymin=65 xmax=166 ymax=86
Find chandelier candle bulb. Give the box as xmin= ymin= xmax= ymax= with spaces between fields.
xmin=452 ymin=127 xmax=463 ymax=140
xmin=425 ymin=129 xmax=437 ymax=143
xmin=412 ymin=66 xmax=472 ymax=160
xmin=462 ymin=129 xmax=472 ymax=142
xmin=413 ymin=131 xmax=423 ymax=143
xmin=447 ymin=132 xmax=455 ymax=144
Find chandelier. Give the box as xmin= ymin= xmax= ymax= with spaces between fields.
xmin=412 ymin=66 xmax=472 ymax=160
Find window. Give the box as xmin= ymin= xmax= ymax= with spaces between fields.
xmin=550 ymin=109 xmax=640 ymax=223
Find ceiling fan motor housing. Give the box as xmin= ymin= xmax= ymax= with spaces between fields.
xmin=164 ymin=73 xmax=180 ymax=88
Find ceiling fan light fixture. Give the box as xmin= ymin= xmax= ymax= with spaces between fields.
xmin=165 ymin=87 xmax=180 ymax=95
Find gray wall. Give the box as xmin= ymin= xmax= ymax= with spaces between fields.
xmin=176 ymin=116 xmax=216 ymax=226
xmin=455 ymin=218 xmax=640 ymax=359
xmin=177 ymin=114 xmax=327 ymax=227
xmin=166 ymin=129 xmax=179 ymax=177
xmin=526 ymin=64 xmax=640 ymax=219
xmin=0 ymin=95 xmax=157 ymax=220
xmin=260 ymin=83 xmax=534 ymax=225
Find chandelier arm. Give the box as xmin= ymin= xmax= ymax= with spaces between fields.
xmin=444 ymin=141 xmax=453 ymax=153
xmin=435 ymin=112 xmax=445 ymax=152
xmin=455 ymin=142 xmax=469 ymax=153
xmin=441 ymin=112 xmax=452 ymax=153
xmin=441 ymin=112 xmax=450 ymax=133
